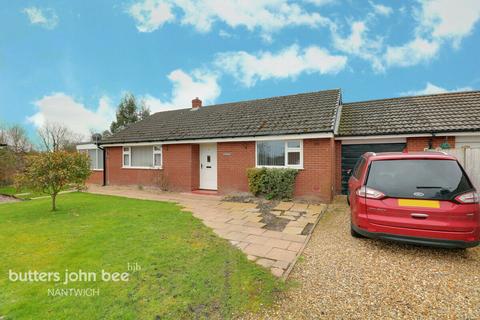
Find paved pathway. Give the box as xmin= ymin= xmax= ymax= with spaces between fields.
xmin=86 ymin=185 xmax=326 ymax=277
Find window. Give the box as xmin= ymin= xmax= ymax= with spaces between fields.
xmin=366 ymin=159 xmax=473 ymax=200
xmin=352 ymin=157 xmax=366 ymax=179
xmin=123 ymin=147 xmax=130 ymax=166
xmin=82 ymin=148 xmax=103 ymax=170
xmin=123 ymin=145 xmax=162 ymax=169
xmin=256 ymin=140 xmax=303 ymax=168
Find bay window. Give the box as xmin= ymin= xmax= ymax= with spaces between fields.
xmin=123 ymin=145 xmax=162 ymax=169
xmin=256 ymin=140 xmax=303 ymax=168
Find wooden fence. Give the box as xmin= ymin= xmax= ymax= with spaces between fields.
xmin=435 ymin=148 xmax=480 ymax=190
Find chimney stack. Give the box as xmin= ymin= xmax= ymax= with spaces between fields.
xmin=192 ymin=97 xmax=202 ymax=109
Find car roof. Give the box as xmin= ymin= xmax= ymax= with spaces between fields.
xmin=363 ymin=151 xmax=457 ymax=161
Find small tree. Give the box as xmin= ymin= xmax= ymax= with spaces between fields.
xmin=15 ymin=151 xmax=91 ymax=211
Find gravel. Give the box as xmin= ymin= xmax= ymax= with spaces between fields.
xmin=244 ymin=196 xmax=480 ymax=319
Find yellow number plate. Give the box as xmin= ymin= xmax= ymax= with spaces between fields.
xmin=398 ymin=199 xmax=440 ymax=208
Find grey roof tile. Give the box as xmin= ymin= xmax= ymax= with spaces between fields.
xmin=101 ymin=89 xmax=340 ymax=144
xmin=339 ymin=91 xmax=480 ymax=136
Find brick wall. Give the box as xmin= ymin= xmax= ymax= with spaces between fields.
xmin=104 ymin=138 xmax=336 ymax=201
xmin=294 ymin=138 xmax=334 ymax=201
xmin=86 ymin=170 xmax=103 ymax=185
xmin=105 ymin=144 xmax=199 ymax=191
xmin=105 ymin=146 xmax=161 ymax=186
xmin=217 ymin=141 xmax=255 ymax=193
xmin=335 ymin=140 xmax=342 ymax=195
xmin=162 ymin=144 xmax=199 ymax=191
xmin=406 ymin=136 xmax=456 ymax=151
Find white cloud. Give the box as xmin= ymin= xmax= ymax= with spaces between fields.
xmin=142 ymin=69 xmax=221 ymax=111
xmin=304 ymin=0 xmax=335 ymax=6
xmin=384 ymin=37 xmax=440 ymax=68
xmin=369 ymin=1 xmax=392 ymax=16
xmin=22 ymin=7 xmax=58 ymax=29
xmin=401 ymin=82 xmax=474 ymax=96
xmin=215 ymin=45 xmax=347 ymax=87
xmin=416 ymin=0 xmax=480 ymax=46
xmin=331 ymin=21 xmax=383 ymax=71
xmin=127 ymin=0 xmax=331 ymax=36
xmin=127 ymin=0 xmax=175 ymax=32
xmin=27 ymin=93 xmax=115 ymax=137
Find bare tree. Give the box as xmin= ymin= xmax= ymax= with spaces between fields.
xmin=0 ymin=124 xmax=32 ymax=152
xmin=37 ymin=122 xmax=83 ymax=152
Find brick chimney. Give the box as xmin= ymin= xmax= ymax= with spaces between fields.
xmin=192 ymin=97 xmax=202 ymax=109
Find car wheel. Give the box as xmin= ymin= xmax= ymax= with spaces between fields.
xmin=350 ymin=225 xmax=364 ymax=238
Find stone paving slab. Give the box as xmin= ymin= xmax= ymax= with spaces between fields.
xmin=86 ymin=185 xmax=326 ymax=278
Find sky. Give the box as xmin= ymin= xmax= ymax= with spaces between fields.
xmin=1 ymin=0 xmax=480 ymax=140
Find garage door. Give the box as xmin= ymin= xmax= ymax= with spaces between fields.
xmin=341 ymin=143 xmax=406 ymax=194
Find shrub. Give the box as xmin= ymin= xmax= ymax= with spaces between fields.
xmin=247 ymin=168 xmax=266 ymax=196
xmin=246 ymin=167 xmax=299 ymax=200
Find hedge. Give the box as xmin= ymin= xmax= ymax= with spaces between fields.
xmin=246 ymin=167 xmax=299 ymax=200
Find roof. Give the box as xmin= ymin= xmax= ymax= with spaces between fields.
xmin=339 ymin=91 xmax=480 ymax=136
xmin=365 ymin=151 xmax=457 ymax=161
xmin=101 ymin=89 xmax=341 ymax=144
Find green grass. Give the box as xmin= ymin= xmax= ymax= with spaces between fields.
xmin=0 ymin=193 xmax=283 ymax=319
xmin=0 ymin=186 xmax=70 ymax=199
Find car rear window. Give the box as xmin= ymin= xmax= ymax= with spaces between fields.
xmin=366 ymin=159 xmax=473 ymax=200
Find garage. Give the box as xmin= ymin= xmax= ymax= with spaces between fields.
xmin=341 ymin=142 xmax=406 ymax=194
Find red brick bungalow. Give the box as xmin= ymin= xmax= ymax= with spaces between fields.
xmin=78 ymin=90 xmax=480 ymax=202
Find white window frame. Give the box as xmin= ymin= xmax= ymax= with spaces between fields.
xmin=255 ymin=140 xmax=303 ymax=169
xmin=81 ymin=148 xmax=103 ymax=171
xmin=122 ymin=145 xmax=162 ymax=169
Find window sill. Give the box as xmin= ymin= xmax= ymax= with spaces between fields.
xmin=92 ymin=169 xmax=104 ymax=172
xmin=122 ymin=166 xmax=162 ymax=170
xmin=256 ymin=165 xmax=304 ymax=170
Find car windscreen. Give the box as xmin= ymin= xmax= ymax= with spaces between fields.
xmin=366 ymin=159 xmax=473 ymax=200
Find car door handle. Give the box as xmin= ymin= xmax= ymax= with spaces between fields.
xmin=411 ymin=213 xmax=429 ymax=219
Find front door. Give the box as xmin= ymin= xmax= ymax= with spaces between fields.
xmin=199 ymin=143 xmax=217 ymax=190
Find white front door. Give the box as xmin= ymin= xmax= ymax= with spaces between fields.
xmin=199 ymin=143 xmax=217 ymax=190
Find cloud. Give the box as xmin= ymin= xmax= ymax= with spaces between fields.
xmin=127 ymin=0 xmax=175 ymax=32
xmin=416 ymin=0 xmax=480 ymax=46
xmin=331 ymin=21 xmax=383 ymax=71
xmin=22 ymin=7 xmax=58 ymax=29
xmin=384 ymin=37 xmax=440 ymax=68
xmin=215 ymin=45 xmax=347 ymax=87
xmin=127 ymin=0 xmax=331 ymax=37
xmin=27 ymin=93 xmax=115 ymax=137
xmin=369 ymin=1 xmax=392 ymax=16
xmin=141 ymin=69 xmax=221 ymax=111
xmin=401 ymin=82 xmax=474 ymax=96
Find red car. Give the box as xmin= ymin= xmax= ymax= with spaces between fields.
xmin=348 ymin=152 xmax=480 ymax=248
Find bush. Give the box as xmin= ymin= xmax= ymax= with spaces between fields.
xmin=247 ymin=167 xmax=266 ymax=196
xmin=246 ymin=167 xmax=299 ymax=200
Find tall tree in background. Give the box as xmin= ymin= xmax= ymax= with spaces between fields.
xmin=110 ymin=93 xmax=150 ymax=134
xmin=37 ymin=122 xmax=83 ymax=152
xmin=0 ymin=123 xmax=32 ymax=185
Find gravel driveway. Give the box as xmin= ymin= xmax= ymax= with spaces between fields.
xmin=248 ymin=196 xmax=480 ymax=319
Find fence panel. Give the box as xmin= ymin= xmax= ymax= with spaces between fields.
xmin=435 ymin=148 xmax=480 ymax=190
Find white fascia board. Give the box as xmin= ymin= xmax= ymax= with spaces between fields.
xmin=100 ymin=132 xmax=334 ymax=147
xmin=76 ymin=143 xmax=99 ymax=150
xmin=336 ymin=131 xmax=480 ymax=141
xmin=341 ymin=137 xmax=407 ymax=145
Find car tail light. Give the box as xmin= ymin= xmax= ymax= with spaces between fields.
xmin=455 ymin=191 xmax=479 ymax=204
xmin=356 ymin=186 xmax=386 ymax=199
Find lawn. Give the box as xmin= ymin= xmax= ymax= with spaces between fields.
xmin=0 ymin=193 xmax=283 ymax=319
xmin=0 ymin=186 xmax=52 ymax=199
